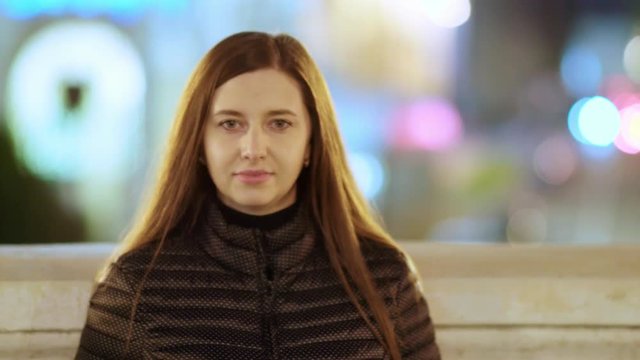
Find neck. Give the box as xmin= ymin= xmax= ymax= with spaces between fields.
xmin=214 ymin=195 xmax=299 ymax=230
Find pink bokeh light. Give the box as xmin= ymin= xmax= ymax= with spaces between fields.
xmin=614 ymin=104 xmax=640 ymax=154
xmin=389 ymin=98 xmax=463 ymax=151
xmin=533 ymin=134 xmax=578 ymax=185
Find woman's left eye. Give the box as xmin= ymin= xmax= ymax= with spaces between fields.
xmin=271 ymin=119 xmax=292 ymax=129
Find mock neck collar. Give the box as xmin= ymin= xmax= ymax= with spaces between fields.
xmin=214 ymin=194 xmax=300 ymax=231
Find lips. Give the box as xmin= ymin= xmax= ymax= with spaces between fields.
xmin=234 ymin=169 xmax=273 ymax=184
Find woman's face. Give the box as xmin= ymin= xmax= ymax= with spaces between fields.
xmin=203 ymin=68 xmax=312 ymax=215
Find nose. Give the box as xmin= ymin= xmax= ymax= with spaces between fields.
xmin=240 ymin=127 xmax=267 ymax=161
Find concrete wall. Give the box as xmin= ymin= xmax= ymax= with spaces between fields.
xmin=1 ymin=243 xmax=639 ymax=359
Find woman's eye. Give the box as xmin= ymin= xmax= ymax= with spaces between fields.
xmin=220 ymin=120 xmax=240 ymax=130
xmin=271 ymin=119 xmax=291 ymax=130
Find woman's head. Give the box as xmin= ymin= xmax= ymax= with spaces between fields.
xmin=145 ymin=31 xmax=359 ymax=223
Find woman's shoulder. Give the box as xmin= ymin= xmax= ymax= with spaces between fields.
xmin=114 ymin=233 xmax=200 ymax=273
xmin=359 ymin=237 xmax=412 ymax=276
xmin=360 ymin=236 xmax=404 ymax=259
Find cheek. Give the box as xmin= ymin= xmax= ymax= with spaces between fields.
xmin=278 ymin=141 xmax=308 ymax=168
xmin=204 ymin=135 xmax=231 ymax=164
xmin=206 ymin=150 xmax=233 ymax=172
xmin=203 ymin=142 xmax=234 ymax=184
xmin=205 ymin=154 xmax=229 ymax=190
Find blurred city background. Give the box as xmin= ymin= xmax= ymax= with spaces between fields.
xmin=1 ymin=0 xmax=639 ymax=245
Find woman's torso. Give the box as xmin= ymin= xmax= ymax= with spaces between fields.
xmin=113 ymin=234 xmax=401 ymax=359
xmin=75 ymin=199 xmax=417 ymax=359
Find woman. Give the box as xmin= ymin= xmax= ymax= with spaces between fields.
xmin=76 ymin=31 xmax=440 ymax=360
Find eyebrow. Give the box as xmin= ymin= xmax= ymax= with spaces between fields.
xmin=212 ymin=109 xmax=298 ymax=117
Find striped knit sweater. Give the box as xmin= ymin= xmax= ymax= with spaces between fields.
xmin=75 ymin=199 xmax=440 ymax=359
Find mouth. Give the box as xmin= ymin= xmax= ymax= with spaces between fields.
xmin=234 ymin=170 xmax=273 ymax=184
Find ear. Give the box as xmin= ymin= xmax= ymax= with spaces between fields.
xmin=198 ymin=148 xmax=208 ymax=165
xmin=303 ymin=142 xmax=311 ymax=166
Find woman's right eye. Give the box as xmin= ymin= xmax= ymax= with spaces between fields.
xmin=219 ymin=120 xmax=240 ymax=130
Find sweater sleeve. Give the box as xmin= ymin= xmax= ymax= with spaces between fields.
xmin=75 ymin=263 xmax=147 ymax=359
xmin=392 ymin=256 xmax=441 ymax=360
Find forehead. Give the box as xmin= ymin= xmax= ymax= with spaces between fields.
xmin=212 ymin=68 xmax=305 ymax=111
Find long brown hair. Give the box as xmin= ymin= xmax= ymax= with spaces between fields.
xmin=103 ymin=32 xmax=404 ymax=359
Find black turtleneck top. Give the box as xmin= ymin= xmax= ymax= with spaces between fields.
xmin=214 ymin=195 xmax=299 ymax=231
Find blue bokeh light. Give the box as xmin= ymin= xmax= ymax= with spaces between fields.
xmin=331 ymin=86 xmax=390 ymax=152
xmin=578 ymin=96 xmax=620 ymax=147
xmin=347 ymin=152 xmax=386 ymax=200
xmin=561 ymin=46 xmax=602 ymax=97
xmin=567 ymin=97 xmax=591 ymax=145
xmin=0 ymin=0 xmax=185 ymax=21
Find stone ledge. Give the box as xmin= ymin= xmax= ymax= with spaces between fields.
xmin=3 ymin=327 xmax=639 ymax=360
xmin=1 ymin=242 xmax=640 ymax=359
xmin=0 ymin=332 xmax=78 ymax=360
xmin=0 ymin=243 xmax=114 ymax=281
xmin=1 ymin=281 xmax=91 ymax=332
xmin=436 ymin=327 xmax=640 ymax=360
xmin=424 ymin=278 xmax=640 ymax=326
xmin=402 ymin=242 xmax=640 ymax=278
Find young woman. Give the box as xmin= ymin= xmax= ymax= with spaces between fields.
xmin=75 ymin=31 xmax=440 ymax=360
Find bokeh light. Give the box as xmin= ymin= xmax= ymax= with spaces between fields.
xmin=0 ymin=0 xmax=184 ymax=21
xmin=423 ymin=0 xmax=471 ymax=28
xmin=561 ymin=46 xmax=602 ymax=97
xmin=623 ymin=35 xmax=640 ymax=84
xmin=614 ymin=135 xmax=640 ymax=155
xmin=614 ymin=104 xmax=640 ymax=154
xmin=533 ymin=134 xmax=578 ymax=186
xmin=577 ymin=96 xmax=620 ymax=147
xmin=332 ymin=88 xmax=389 ymax=152
xmin=608 ymin=91 xmax=640 ymax=110
xmin=567 ymin=97 xmax=591 ymax=145
xmin=389 ymin=98 xmax=464 ymax=151
xmin=347 ymin=152 xmax=386 ymax=199
xmin=6 ymin=20 xmax=146 ymax=181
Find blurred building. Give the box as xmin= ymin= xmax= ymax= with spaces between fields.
xmin=1 ymin=0 xmax=639 ymax=244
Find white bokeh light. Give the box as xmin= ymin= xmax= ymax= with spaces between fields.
xmin=577 ymin=96 xmax=620 ymax=147
xmin=6 ymin=20 xmax=146 ymax=181
xmin=424 ymin=0 xmax=471 ymax=28
xmin=623 ymin=35 xmax=640 ymax=84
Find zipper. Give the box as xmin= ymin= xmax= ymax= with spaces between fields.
xmin=255 ymin=229 xmax=276 ymax=359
